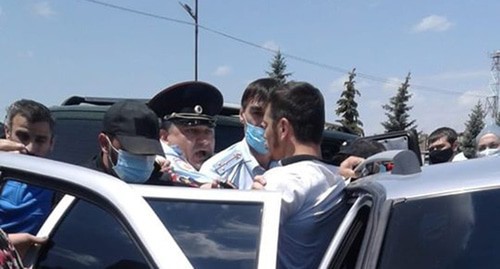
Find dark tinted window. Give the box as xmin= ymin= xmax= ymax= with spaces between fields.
xmin=0 ymin=122 xmax=4 ymax=138
xmin=214 ymin=117 xmax=244 ymax=152
xmin=37 ymin=199 xmax=149 ymax=269
xmin=49 ymin=118 xmax=102 ymax=165
xmin=379 ymin=189 xmax=500 ymax=268
xmin=329 ymin=204 xmax=370 ymax=269
xmin=50 ymin=113 xmax=243 ymax=165
xmin=148 ymin=199 xmax=262 ymax=269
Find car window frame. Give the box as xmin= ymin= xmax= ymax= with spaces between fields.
xmin=32 ymin=195 xmax=156 ymax=269
xmin=132 ymin=185 xmax=282 ymax=268
xmin=0 ymin=152 xmax=193 ymax=269
xmin=319 ymin=195 xmax=372 ymax=269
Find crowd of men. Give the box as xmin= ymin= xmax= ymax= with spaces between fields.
xmin=1 ymin=78 xmax=500 ymax=268
xmin=426 ymin=124 xmax=500 ymax=165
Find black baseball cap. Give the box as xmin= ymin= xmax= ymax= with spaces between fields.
xmin=148 ymin=81 xmax=223 ymax=127
xmin=103 ymin=100 xmax=163 ymax=155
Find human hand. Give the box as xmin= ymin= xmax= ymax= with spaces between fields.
xmin=7 ymin=233 xmax=48 ymax=259
xmin=200 ymin=181 xmax=217 ymax=189
xmin=0 ymin=139 xmax=26 ymax=154
xmin=155 ymin=156 xmax=172 ymax=173
xmin=252 ymin=175 xmax=267 ymax=190
xmin=340 ymin=156 xmax=365 ymax=180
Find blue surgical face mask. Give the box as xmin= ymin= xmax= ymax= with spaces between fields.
xmin=245 ymin=122 xmax=268 ymax=155
xmin=108 ymin=141 xmax=155 ymax=183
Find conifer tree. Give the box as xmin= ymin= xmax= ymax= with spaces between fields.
xmin=335 ymin=68 xmax=364 ymax=136
xmin=381 ymin=72 xmax=417 ymax=132
xmin=461 ymin=101 xmax=485 ymax=158
xmin=266 ymin=50 xmax=292 ymax=85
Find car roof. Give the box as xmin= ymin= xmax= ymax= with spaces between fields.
xmin=57 ymin=95 xmax=241 ymax=116
xmin=350 ymin=156 xmax=500 ymax=201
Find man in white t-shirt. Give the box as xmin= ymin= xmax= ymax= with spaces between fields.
xmin=252 ymin=81 xmax=346 ymax=269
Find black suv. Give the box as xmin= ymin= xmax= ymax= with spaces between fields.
xmin=47 ymin=96 xmax=360 ymax=166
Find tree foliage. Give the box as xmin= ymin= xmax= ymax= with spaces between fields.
xmin=461 ymin=101 xmax=485 ymax=158
xmin=381 ymin=72 xmax=417 ymax=132
xmin=335 ymin=68 xmax=364 ymax=136
xmin=266 ymin=50 xmax=292 ymax=85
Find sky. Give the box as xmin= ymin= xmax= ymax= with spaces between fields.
xmin=1 ymin=0 xmax=500 ymax=135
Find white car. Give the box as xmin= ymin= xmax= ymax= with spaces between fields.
xmin=8 ymin=146 xmax=496 ymax=269
xmin=0 ymin=152 xmax=281 ymax=269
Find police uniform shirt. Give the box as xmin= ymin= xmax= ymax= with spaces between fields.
xmin=262 ymin=155 xmax=346 ymax=269
xmin=200 ymin=139 xmax=266 ymax=190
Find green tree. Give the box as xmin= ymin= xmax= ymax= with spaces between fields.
xmin=266 ymin=50 xmax=292 ymax=85
xmin=381 ymin=72 xmax=417 ymax=132
xmin=461 ymin=101 xmax=485 ymax=158
xmin=335 ymin=68 xmax=364 ymax=136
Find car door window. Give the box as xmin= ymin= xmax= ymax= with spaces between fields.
xmin=148 ymin=199 xmax=262 ymax=269
xmin=329 ymin=205 xmax=370 ymax=269
xmin=37 ymin=199 xmax=150 ymax=269
xmin=378 ymin=189 xmax=500 ymax=269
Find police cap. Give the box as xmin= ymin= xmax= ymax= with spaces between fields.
xmin=149 ymin=81 xmax=223 ymax=128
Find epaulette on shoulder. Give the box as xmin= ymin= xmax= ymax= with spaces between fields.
xmin=214 ymin=151 xmax=244 ymax=175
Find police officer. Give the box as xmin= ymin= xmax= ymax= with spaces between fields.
xmin=200 ymin=78 xmax=278 ymax=189
xmin=149 ymin=81 xmax=224 ymax=187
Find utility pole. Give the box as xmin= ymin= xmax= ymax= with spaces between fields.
xmin=180 ymin=0 xmax=198 ymax=81
xmin=485 ymin=50 xmax=500 ymax=121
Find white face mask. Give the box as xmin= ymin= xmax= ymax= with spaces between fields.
xmin=477 ymin=147 xmax=500 ymax=158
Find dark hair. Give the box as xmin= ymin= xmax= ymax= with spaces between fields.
xmin=5 ymin=99 xmax=54 ymax=133
xmin=160 ymin=119 xmax=172 ymax=130
xmin=241 ymin=78 xmax=279 ymax=109
xmin=428 ymin=127 xmax=457 ymax=145
xmin=269 ymin=81 xmax=325 ymax=144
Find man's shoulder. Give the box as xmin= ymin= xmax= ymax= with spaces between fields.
xmin=263 ymin=159 xmax=340 ymax=185
xmin=201 ymin=141 xmax=245 ymax=174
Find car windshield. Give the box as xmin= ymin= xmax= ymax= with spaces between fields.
xmin=378 ymin=188 xmax=500 ymax=268
xmin=147 ymin=198 xmax=263 ymax=269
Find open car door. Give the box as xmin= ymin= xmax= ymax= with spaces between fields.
xmin=0 ymin=152 xmax=281 ymax=269
xmin=364 ymin=129 xmax=422 ymax=166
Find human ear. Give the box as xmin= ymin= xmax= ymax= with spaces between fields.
xmin=98 ymin=133 xmax=110 ymax=153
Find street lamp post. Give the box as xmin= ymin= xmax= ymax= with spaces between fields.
xmin=180 ymin=0 xmax=198 ymax=81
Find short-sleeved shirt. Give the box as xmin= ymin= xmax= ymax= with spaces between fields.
xmin=0 ymin=181 xmax=54 ymax=234
xmin=200 ymin=140 xmax=266 ymax=190
xmin=263 ymin=155 xmax=346 ymax=269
